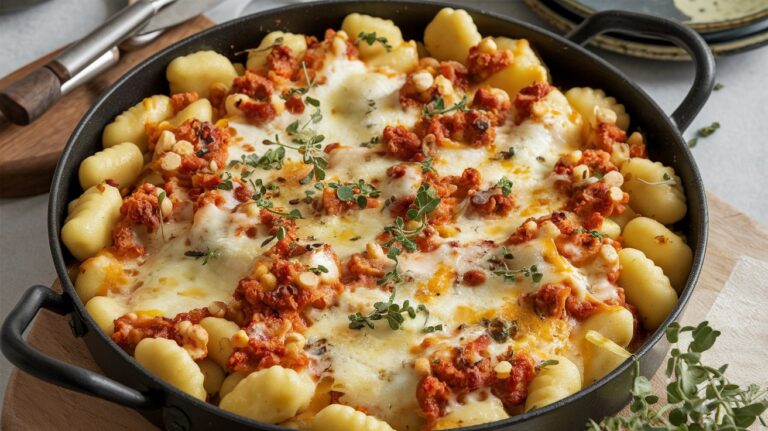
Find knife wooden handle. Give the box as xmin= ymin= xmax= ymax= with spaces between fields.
xmin=0 ymin=67 xmax=62 ymax=126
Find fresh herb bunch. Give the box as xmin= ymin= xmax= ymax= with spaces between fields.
xmin=589 ymin=321 xmax=768 ymax=431
xmin=184 ymin=248 xmax=220 ymax=265
xmin=423 ymin=95 xmax=470 ymax=118
xmin=328 ymin=179 xmax=381 ymax=209
xmin=356 ymin=31 xmax=393 ymax=52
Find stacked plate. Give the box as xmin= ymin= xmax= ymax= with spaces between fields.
xmin=526 ymin=0 xmax=768 ymax=59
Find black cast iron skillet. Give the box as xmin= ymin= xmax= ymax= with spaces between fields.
xmin=1 ymin=1 xmax=714 ymax=430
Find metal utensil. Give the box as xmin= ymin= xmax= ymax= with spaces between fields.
xmin=0 ymin=0 xmax=175 ymax=126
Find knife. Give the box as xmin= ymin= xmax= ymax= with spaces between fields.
xmin=0 ymin=0 xmax=176 ymax=126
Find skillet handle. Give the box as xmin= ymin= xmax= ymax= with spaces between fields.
xmin=0 ymin=285 xmax=160 ymax=409
xmin=566 ymin=10 xmax=715 ymax=133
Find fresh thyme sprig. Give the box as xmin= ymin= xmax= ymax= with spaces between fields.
xmin=422 ymin=95 xmax=470 ymax=118
xmin=382 ymin=184 xmax=440 ymax=252
xmin=247 ymin=179 xmax=302 ymax=220
xmin=356 ymin=31 xmax=393 ymax=52
xmin=229 ymin=147 xmax=286 ymax=174
xmin=588 ymin=321 xmax=768 ymax=431
xmin=328 ymin=179 xmax=381 ymax=209
xmin=268 ymin=110 xmax=327 ymax=184
xmin=184 ymin=248 xmax=220 ymax=265
xmin=493 ymin=263 xmax=543 ymax=283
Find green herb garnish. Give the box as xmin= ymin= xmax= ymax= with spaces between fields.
xmin=589 ymin=321 xmax=768 ymax=431
xmin=356 ymin=31 xmax=393 ymax=52
xmin=496 ymin=176 xmax=513 ymax=196
xmin=217 ymin=172 xmax=234 ymax=190
xmin=328 ymin=179 xmax=381 ymax=209
xmin=184 ymin=248 xmax=220 ymax=265
xmin=421 ymin=158 xmax=436 ymax=174
xmin=422 ymin=95 xmax=470 ymax=119
xmin=493 ymin=264 xmax=543 ymax=283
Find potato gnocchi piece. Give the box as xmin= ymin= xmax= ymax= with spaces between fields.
xmin=79 ymin=142 xmax=144 ymax=190
xmin=170 ymin=98 xmax=213 ymax=126
xmin=424 ymin=8 xmax=481 ymax=64
xmin=219 ymin=366 xmax=315 ymax=423
xmin=482 ymin=38 xmax=549 ymax=99
xmin=365 ymin=40 xmax=419 ymax=73
xmin=433 ymin=394 xmax=508 ymax=429
xmin=580 ymin=307 xmax=634 ymax=383
xmin=610 ymin=205 xmax=638 ymax=229
xmin=247 ymin=31 xmax=308 ymax=72
xmin=166 ymin=50 xmax=238 ymax=98
xmin=623 ymin=217 xmax=693 ymax=292
xmin=75 ymin=253 xmax=124 ymax=303
xmin=102 ymin=95 xmax=173 ymax=151
xmin=583 ymin=331 xmax=631 ymax=384
xmin=524 ymin=356 xmax=581 ymax=411
xmin=565 ymin=87 xmax=630 ymax=131
xmin=621 ymin=158 xmax=687 ymax=224
xmin=84 ymin=296 xmax=126 ymax=336
xmin=219 ymin=372 xmax=245 ymax=399
xmin=307 ymin=404 xmax=395 ymax=431
xmin=61 ymin=184 xmax=122 ymax=261
xmin=618 ymin=248 xmax=678 ymax=330
xmin=199 ymin=317 xmax=240 ymax=369
xmin=134 ymin=338 xmax=207 ymax=400
xmin=198 ymin=358 xmax=226 ymax=394
xmin=342 ymin=13 xmax=405 ymax=60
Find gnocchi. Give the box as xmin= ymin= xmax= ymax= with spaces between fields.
xmin=618 ymin=248 xmax=678 ymax=329
xmin=423 ymin=8 xmax=481 ymax=64
xmin=524 ymin=356 xmax=581 ymax=411
xmin=219 ymin=366 xmax=315 ymax=423
xmin=134 ymin=338 xmax=206 ymax=400
xmin=247 ymin=31 xmax=308 ymax=72
xmin=79 ymin=142 xmax=144 ymax=190
xmin=342 ymin=13 xmax=404 ymax=60
xmin=621 ymin=158 xmax=687 ymax=224
xmin=102 ymin=95 xmax=173 ymax=151
xmin=166 ymin=50 xmax=238 ymax=98
xmin=308 ymin=404 xmax=395 ymax=431
xmin=61 ymin=184 xmax=122 ymax=261
xmin=623 ymin=217 xmax=693 ymax=291
xmin=433 ymin=395 xmax=508 ymax=429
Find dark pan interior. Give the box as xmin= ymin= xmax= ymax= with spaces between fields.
xmin=48 ymin=1 xmax=706 ymax=430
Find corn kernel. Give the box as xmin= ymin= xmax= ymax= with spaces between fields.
xmin=478 ymin=37 xmax=497 ymax=54
xmin=414 ymin=357 xmax=431 ymax=377
xmin=209 ymin=160 xmax=218 ymax=172
xmin=231 ymin=330 xmax=249 ymax=349
xmin=412 ymin=70 xmax=434 ymax=92
xmin=172 ymin=140 xmax=194 ymax=156
xmin=254 ymin=263 xmax=269 ymax=277
xmin=609 ymin=186 xmax=625 ymax=202
xmin=160 ymin=152 xmax=181 ymax=171
xmin=259 ymin=272 xmax=278 ymax=290
xmin=600 ymin=244 xmax=618 ymax=264
xmin=627 ymin=131 xmax=644 ymax=147
xmin=603 ymin=170 xmax=624 ymax=187
xmin=494 ymin=360 xmax=512 ymax=379
xmin=155 ymin=130 xmax=176 ymax=154
xmin=366 ymin=242 xmax=385 ymax=260
xmin=433 ymin=75 xmax=454 ymax=97
xmin=566 ymin=150 xmax=583 ymax=165
xmin=610 ymin=142 xmax=630 ymax=167
xmin=296 ymin=271 xmax=319 ymax=290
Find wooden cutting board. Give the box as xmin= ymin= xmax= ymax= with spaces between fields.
xmin=2 ymin=193 xmax=767 ymax=430
xmin=0 ymin=15 xmax=214 ymax=198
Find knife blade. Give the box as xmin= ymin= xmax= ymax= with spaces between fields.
xmin=137 ymin=0 xmax=223 ymax=34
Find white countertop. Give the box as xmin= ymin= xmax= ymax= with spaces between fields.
xmin=1 ymin=0 xmax=766 ymax=417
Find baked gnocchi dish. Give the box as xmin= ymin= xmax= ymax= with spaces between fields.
xmin=63 ymin=8 xmax=693 ymax=430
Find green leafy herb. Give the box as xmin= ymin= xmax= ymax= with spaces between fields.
xmin=272 ymin=109 xmax=327 ymax=183
xmin=698 ymin=122 xmax=720 ymax=138
xmin=280 ymin=61 xmax=317 ymax=101
xmin=217 ymin=172 xmax=234 ymax=190
xmin=714 ymin=82 xmax=724 ymax=91
xmin=383 ymin=184 xmax=440 ymax=251
xmin=308 ymin=265 xmax=329 ymax=275
xmin=261 ymin=226 xmax=286 ymax=247
xmin=184 ymin=248 xmax=220 ymax=265
xmin=493 ymin=147 xmax=516 ymax=160
xmin=536 ymin=359 xmax=560 ymax=371
xmin=481 ymin=317 xmax=518 ymax=343
xmin=416 ymin=304 xmax=443 ymax=333
xmin=420 ymin=158 xmax=436 ymax=174
xmin=496 ymin=176 xmax=513 ymax=196
xmin=378 ymin=246 xmax=403 ymax=286
xmin=328 ymin=179 xmax=381 ymax=209
xmin=422 ymin=95 xmax=470 ymax=118
xmin=577 ymin=228 xmax=606 ymax=239
xmin=356 ymin=31 xmax=393 ymax=52
xmin=494 ymin=264 xmax=543 ymax=283
xmin=688 ymin=137 xmax=699 ymax=148
xmin=361 ymin=136 xmax=380 ymax=148
xmin=230 ymin=147 xmax=286 ymax=172
xmin=589 ymin=321 xmax=768 ymax=431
